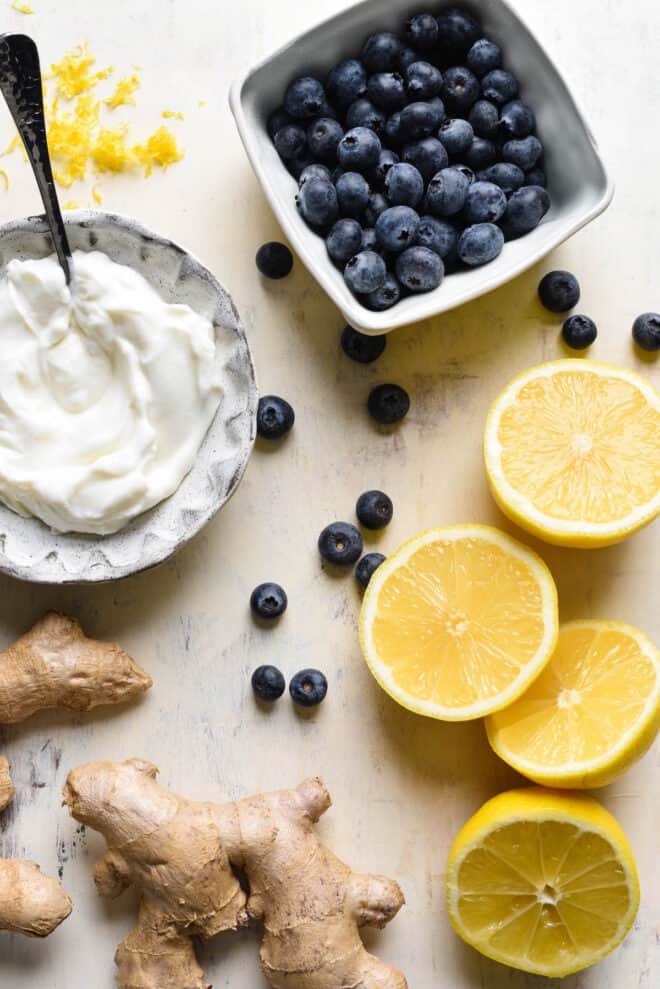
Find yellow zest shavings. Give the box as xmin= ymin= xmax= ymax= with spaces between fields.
xmin=91 ymin=184 xmax=103 ymax=204
xmin=11 ymin=0 xmax=34 ymax=13
xmin=48 ymin=42 xmax=113 ymax=99
xmin=133 ymin=126 xmax=184 ymax=177
xmin=48 ymin=93 xmax=98 ymax=186
xmin=105 ymin=72 xmax=141 ymax=109
xmin=162 ymin=110 xmax=184 ymax=120
xmin=1 ymin=133 xmax=27 ymax=161
xmin=197 ymin=100 xmax=205 ymax=108
xmin=63 ymin=199 xmax=80 ymax=209
xmin=91 ymin=125 xmax=133 ymax=173
xmin=0 ymin=169 xmax=9 ymax=190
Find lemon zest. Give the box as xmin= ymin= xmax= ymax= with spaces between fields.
xmin=11 ymin=0 xmax=34 ymax=13
xmin=63 ymin=199 xmax=81 ymax=210
xmin=162 ymin=110 xmax=184 ymax=121
xmin=0 ymin=169 xmax=9 ymax=190
xmin=48 ymin=42 xmax=113 ymax=99
xmin=133 ymin=126 xmax=184 ymax=177
xmin=91 ymin=184 xmax=103 ymax=205
xmin=105 ymin=73 xmax=141 ymax=109
xmin=91 ymin=126 xmax=135 ymax=173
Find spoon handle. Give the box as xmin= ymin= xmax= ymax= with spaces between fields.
xmin=0 ymin=33 xmax=72 ymax=283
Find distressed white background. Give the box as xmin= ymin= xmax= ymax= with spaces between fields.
xmin=0 ymin=0 xmax=658 ymax=986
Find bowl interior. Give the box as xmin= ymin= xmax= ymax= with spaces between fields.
xmin=0 ymin=211 xmax=257 ymax=583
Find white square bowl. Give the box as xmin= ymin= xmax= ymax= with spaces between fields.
xmin=230 ymin=0 xmax=613 ymax=334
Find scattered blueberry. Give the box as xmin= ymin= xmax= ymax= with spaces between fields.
xmin=336 ymin=171 xmax=370 ymax=216
xmin=478 ymin=162 xmax=524 ymax=194
xmin=368 ymin=72 xmax=407 ymax=112
xmin=285 ymin=76 xmax=326 ymax=120
xmin=326 ymin=219 xmax=364 ymax=265
xmin=274 ymin=124 xmax=306 ymax=161
xmin=289 ymin=669 xmax=328 ymax=707
xmin=458 ymin=223 xmax=504 ymax=266
xmin=375 ymin=205 xmax=420 ymax=251
xmin=384 ymin=111 xmax=405 ymax=148
xmin=326 ymin=59 xmax=368 ymax=108
xmin=365 ymin=192 xmax=390 ymax=227
xmin=415 ymin=215 xmax=457 ymax=260
xmin=524 ymin=167 xmax=546 ymax=188
xmin=371 ymin=148 xmax=400 ymax=187
xmin=255 ymin=242 xmax=294 ymax=280
xmin=297 ymin=176 xmax=339 ymax=228
xmin=425 ymin=167 xmax=470 ymax=217
xmin=299 ymin=163 xmax=331 ymax=186
xmin=405 ymin=61 xmax=443 ymax=100
xmin=500 ymin=100 xmax=535 ymax=139
xmin=502 ymin=135 xmax=543 ymax=171
xmin=632 ymin=313 xmax=660 ymax=352
xmin=267 ymin=107 xmax=293 ymax=138
xmin=257 ymin=395 xmax=295 ymax=439
xmin=341 ymin=325 xmax=387 ymax=363
xmin=356 ymin=553 xmax=387 ymax=588
xmin=344 ymin=250 xmax=387 ymax=294
xmin=368 ymin=383 xmax=411 ymax=424
xmin=562 ymin=314 xmax=598 ymax=350
xmin=464 ymin=136 xmax=497 ymax=170
xmin=338 ymin=126 xmax=382 ymax=171
xmin=251 ymin=665 xmax=286 ymax=702
xmin=250 ymin=583 xmax=288 ymax=620
xmin=385 ymin=162 xmax=425 ymax=207
xmin=503 ymin=185 xmax=550 ymax=237
xmin=465 ymin=180 xmax=507 ymax=224
xmin=438 ymin=117 xmax=474 ymax=157
xmin=307 ymin=117 xmax=344 ymax=159
xmin=396 ymin=245 xmax=444 ymax=292
xmin=405 ymin=13 xmax=439 ymax=51
xmin=436 ymin=7 xmax=481 ymax=59
xmin=356 ymin=489 xmax=394 ymax=529
xmin=364 ymin=273 xmax=402 ymax=311
xmin=346 ymin=98 xmax=386 ymax=133
xmin=362 ymin=31 xmax=403 ymax=73
xmin=467 ymin=38 xmax=502 ymax=77
xmin=538 ymin=271 xmax=580 ymax=313
xmin=481 ymin=69 xmax=518 ymax=106
xmin=318 ymin=522 xmax=363 ymax=565
xmin=468 ymin=99 xmax=501 ymax=140
xmin=401 ymin=100 xmax=445 ymax=139
xmin=441 ymin=67 xmax=480 ymax=117
xmin=402 ymin=137 xmax=448 ymax=182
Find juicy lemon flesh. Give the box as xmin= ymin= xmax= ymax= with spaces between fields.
xmin=497 ymin=370 xmax=660 ymax=524
xmin=371 ymin=536 xmax=548 ymax=710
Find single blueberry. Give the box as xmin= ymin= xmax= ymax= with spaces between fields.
xmin=425 ymin=166 xmax=470 ymax=216
xmin=441 ymin=66 xmax=480 ymax=116
xmin=453 ymin=163 xmax=475 ymax=184
xmin=406 ymin=61 xmax=443 ymax=100
xmin=415 ymin=215 xmax=457 ymax=260
xmin=478 ymin=162 xmax=524 ymax=194
xmin=362 ymin=31 xmax=404 ymax=73
xmin=341 ymin=325 xmax=387 ymax=363
xmin=250 ymin=583 xmax=288 ymax=620
xmin=368 ymin=383 xmax=411 ymax=424
xmin=465 ymin=180 xmax=507 ymax=224
xmin=385 ymin=111 xmax=405 ymax=148
xmin=326 ymin=219 xmax=364 ymax=265
xmin=468 ymin=99 xmax=501 ymax=139
xmin=367 ymin=72 xmax=407 ymax=112
xmin=458 ymin=223 xmax=504 ymax=266
xmin=503 ymin=135 xmax=543 ymax=171
xmin=257 ymin=395 xmax=295 ymax=439
xmin=503 ymin=185 xmax=550 ymax=237
xmin=307 ymin=117 xmax=344 ymax=160
xmin=438 ymin=117 xmax=474 ymax=157
xmin=318 ymin=522 xmax=363 ymax=565
xmin=466 ymin=38 xmax=502 ymax=77
xmin=336 ymin=171 xmax=371 ymax=217
xmin=405 ymin=13 xmax=439 ymax=50
xmin=402 ymin=137 xmax=448 ymax=182
xmin=326 ymin=59 xmax=368 ymax=108
xmin=346 ymin=98 xmax=386 ymax=134
xmin=396 ymin=246 xmax=444 ymax=293
xmin=338 ymin=127 xmax=382 ymax=171
xmin=364 ymin=191 xmax=390 ymax=227
xmin=299 ymin=163 xmax=332 ymax=186
xmin=632 ymin=313 xmax=660 ymax=352
xmin=274 ymin=124 xmax=306 ymax=160
xmin=375 ymin=205 xmax=420 ymax=252
xmin=267 ymin=107 xmax=293 ymax=138
xmin=363 ymin=274 xmax=402 ymax=311
xmin=464 ymin=136 xmax=497 ymax=170
xmin=344 ymin=250 xmax=387 ymax=295
xmin=297 ymin=177 xmax=339 ymax=228
xmin=251 ymin=665 xmax=286 ymax=702
xmin=255 ymin=242 xmax=294 ymax=280
xmin=538 ymin=271 xmax=580 ymax=313
xmin=284 ymin=76 xmax=326 ymax=119
xmin=562 ymin=315 xmax=598 ymax=350
xmin=481 ymin=69 xmax=518 ymax=106
xmin=385 ymin=162 xmax=425 ymax=207
xmin=524 ymin=167 xmax=546 ymax=188
xmin=401 ymin=100 xmax=445 ymax=139
xmin=289 ymin=669 xmax=328 ymax=707
xmin=500 ymin=100 xmax=535 ymax=139
xmin=436 ymin=7 xmax=481 ymax=58
xmin=356 ymin=489 xmax=394 ymax=529
xmin=286 ymin=153 xmax=316 ymax=181
xmin=371 ymin=148 xmax=400 ymax=187
xmin=355 ymin=553 xmax=387 ymax=588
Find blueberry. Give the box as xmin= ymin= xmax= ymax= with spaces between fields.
xmin=464 ymin=137 xmax=497 ymax=170
xmin=415 ymin=215 xmax=457 ymax=260
xmin=344 ymin=250 xmax=387 ymax=294
xmin=250 ymin=583 xmax=288 ymax=620
xmin=285 ymin=153 xmax=315 ymax=181
xmin=396 ymin=245 xmax=444 ymax=293
xmin=375 ymin=205 xmax=420 ymax=252
xmin=468 ymin=99 xmax=501 ymax=140
xmin=367 ymin=72 xmax=407 ymax=112
xmin=336 ymin=171 xmax=371 ymax=217
xmin=401 ymin=100 xmax=445 ymax=139
xmin=402 ymin=137 xmax=448 ymax=182
xmin=478 ymin=162 xmax=524 ymax=194
xmin=632 ymin=313 xmax=660 ymax=352
xmin=384 ymin=112 xmax=405 ymax=149
xmin=503 ymin=136 xmax=543 ymax=171
xmin=538 ymin=271 xmax=580 ymax=313
xmin=267 ymin=107 xmax=293 ymax=138
xmin=441 ymin=66 xmax=480 ymax=116
xmin=361 ymin=227 xmax=380 ymax=253
xmin=255 ymin=242 xmax=294 ymax=280
xmin=355 ymin=553 xmax=387 ymax=588
xmin=398 ymin=46 xmax=419 ymax=72
xmin=458 ymin=223 xmax=504 ymax=266
xmin=363 ymin=274 xmax=402 ymax=311
xmin=438 ymin=117 xmax=474 ymax=157
xmin=362 ymin=32 xmax=403 ymax=73
xmin=318 ymin=522 xmax=363 ymax=565
xmin=524 ymin=168 xmax=546 ymax=188
xmin=274 ymin=124 xmax=306 ymax=160
xmin=466 ymin=38 xmax=502 ymax=77
xmin=346 ymin=98 xmax=386 ymax=134
xmin=503 ymin=185 xmax=550 ymax=237
xmin=326 ymin=59 xmax=368 ymax=108
xmin=356 ymin=489 xmax=393 ymax=529
xmin=297 ymin=177 xmax=339 ymax=228
xmin=307 ymin=117 xmax=344 ymax=159
xmin=364 ymin=192 xmax=389 ymax=227
xmin=299 ymin=163 xmax=332 ymax=186
xmin=562 ymin=315 xmax=598 ymax=350
xmin=406 ymin=61 xmax=443 ymax=100
xmin=465 ymin=181 xmax=507 ymax=224
xmin=284 ymin=76 xmax=326 ymax=120
xmin=500 ymin=100 xmax=535 ymax=140
xmin=425 ymin=166 xmax=469 ymax=216
xmin=289 ymin=669 xmax=328 ymax=707
xmin=257 ymin=395 xmax=295 ymax=439
xmin=338 ymin=127 xmax=382 ymax=171
xmin=326 ymin=219 xmax=364 ymax=265
xmin=405 ymin=13 xmax=439 ymax=50
xmin=436 ymin=7 xmax=481 ymax=58
xmin=251 ymin=665 xmax=286 ymax=702
xmin=481 ymin=69 xmax=518 ymax=106
xmin=371 ymin=149 xmax=400 ymax=187
xmin=341 ymin=325 xmax=387 ymax=363
xmin=368 ymin=383 xmax=410 ymax=424
xmin=385 ymin=162 xmax=424 ymax=207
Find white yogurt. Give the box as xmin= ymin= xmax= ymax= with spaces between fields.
xmin=0 ymin=250 xmax=223 ymax=534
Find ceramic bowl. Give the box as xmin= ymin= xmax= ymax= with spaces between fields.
xmin=231 ymin=0 xmax=613 ymax=334
xmin=0 ymin=210 xmax=257 ymax=584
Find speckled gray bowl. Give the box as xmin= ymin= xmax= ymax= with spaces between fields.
xmin=0 ymin=210 xmax=257 ymax=584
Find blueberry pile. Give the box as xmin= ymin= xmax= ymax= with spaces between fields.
xmin=269 ymin=6 xmax=550 ymax=311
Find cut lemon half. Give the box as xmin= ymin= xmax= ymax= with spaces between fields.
xmin=358 ymin=525 xmax=558 ymax=721
xmin=486 ymin=621 xmax=660 ymax=788
xmin=484 ymin=360 xmax=660 ymax=547
xmin=446 ymin=787 xmax=640 ymax=977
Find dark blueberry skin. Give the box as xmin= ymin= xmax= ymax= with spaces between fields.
xmin=406 ymin=61 xmax=443 ymax=100
xmin=405 ymin=13 xmax=439 ymax=50
xmin=425 ymin=167 xmax=470 ymax=217
xmin=326 ymin=219 xmax=364 ymax=265
xmin=464 ymin=136 xmax=497 ymax=170
xmin=436 ymin=8 xmax=481 ymax=59
xmin=415 ymin=215 xmax=457 ymax=260
xmin=346 ymin=98 xmax=386 ymax=134
xmin=364 ymin=192 xmax=389 ymax=227
xmin=465 ymin=181 xmax=507 ymax=224
xmin=632 ymin=313 xmax=660 ymax=352
xmin=363 ymin=274 xmax=402 ymax=311
xmin=401 ymin=100 xmax=445 ymax=139
xmin=500 ymin=100 xmax=535 ymax=139
xmin=326 ymin=59 xmax=368 ymax=108
xmin=402 ymin=137 xmax=448 ymax=182
xmin=284 ymin=76 xmax=326 ymax=119
xmin=466 ymin=38 xmax=502 ymax=77
xmin=267 ymin=107 xmax=293 ymax=138
xmin=299 ymin=163 xmax=331 ymax=186
xmin=371 ymin=148 xmax=400 ymax=187
xmin=503 ymin=136 xmax=543 ymax=171
xmin=384 ymin=112 xmax=405 ymax=149
xmin=297 ymin=177 xmax=339 ymax=228
xmin=438 ymin=117 xmax=474 ymax=157
xmin=307 ymin=118 xmax=344 ymax=160
xmin=503 ymin=186 xmax=550 ymax=237
xmin=355 ymin=553 xmax=387 ymax=588
xmin=368 ymin=383 xmax=410 ymax=424
xmin=274 ymin=124 xmax=306 ymax=160
xmin=344 ymin=251 xmax=387 ymax=294
xmin=375 ymin=205 xmax=420 ymax=252
xmin=250 ymin=583 xmax=288 ymax=620
xmin=257 ymin=395 xmax=295 ymax=439
xmin=286 ymin=153 xmax=316 ymax=181
xmin=289 ymin=669 xmax=328 ymax=707
xmin=356 ymin=489 xmax=394 ymax=529
xmin=255 ymin=242 xmax=294 ymax=280
xmin=362 ymin=31 xmax=404 ymax=73
xmin=367 ymin=72 xmax=407 ymax=112
xmin=538 ymin=271 xmax=580 ymax=313
xmin=458 ymin=223 xmax=504 ymax=265
xmin=336 ymin=171 xmax=370 ymax=217
xmin=478 ymin=162 xmax=524 ymax=194
xmin=562 ymin=315 xmax=598 ymax=350
xmin=481 ymin=69 xmax=518 ymax=106
xmin=385 ymin=162 xmax=424 ymax=207
xmin=341 ymin=325 xmax=387 ymax=363
xmin=251 ymin=665 xmax=286 ymax=702
xmin=398 ymin=46 xmax=419 ymax=72
xmin=396 ymin=246 xmax=444 ymax=292
xmin=468 ymin=99 xmax=501 ymax=140
xmin=361 ymin=227 xmax=380 ymax=253
xmin=318 ymin=522 xmax=363 ymax=565
xmin=524 ymin=168 xmax=546 ymax=188
xmin=338 ymin=127 xmax=382 ymax=171
xmin=441 ymin=67 xmax=480 ymax=116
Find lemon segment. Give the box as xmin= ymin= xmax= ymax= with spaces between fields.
xmin=486 ymin=621 xmax=660 ymax=788
xmin=359 ymin=525 xmax=558 ymax=721
xmin=484 ymin=360 xmax=660 ymax=547
xmin=446 ymin=787 xmax=640 ymax=977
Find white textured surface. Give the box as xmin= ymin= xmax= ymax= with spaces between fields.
xmin=0 ymin=1 xmax=658 ymax=987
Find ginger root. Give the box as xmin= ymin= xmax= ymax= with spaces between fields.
xmin=64 ymin=759 xmax=407 ymax=989
xmin=0 ymin=612 xmax=152 ymax=723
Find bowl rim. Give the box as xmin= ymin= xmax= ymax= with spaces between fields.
xmin=229 ymin=0 xmax=614 ymax=335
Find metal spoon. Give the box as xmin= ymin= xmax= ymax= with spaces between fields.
xmin=0 ymin=33 xmax=73 ymax=284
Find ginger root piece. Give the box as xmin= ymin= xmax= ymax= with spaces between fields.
xmin=64 ymin=760 xmax=408 ymax=989
xmin=0 ymin=612 xmax=152 ymax=724
xmin=0 ymin=756 xmax=14 ymax=812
